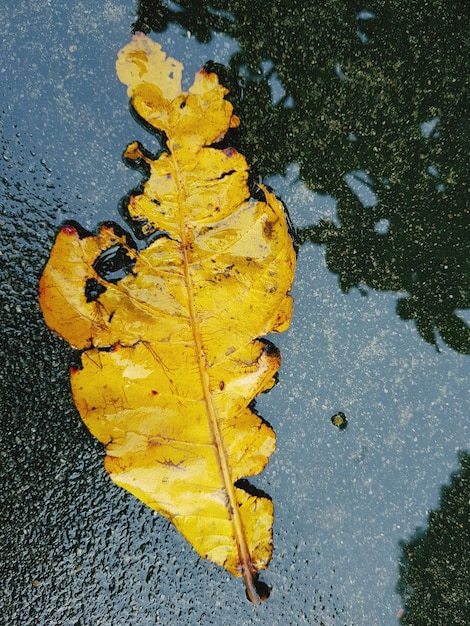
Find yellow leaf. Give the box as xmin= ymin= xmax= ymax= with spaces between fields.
xmin=39 ymin=34 xmax=296 ymax=603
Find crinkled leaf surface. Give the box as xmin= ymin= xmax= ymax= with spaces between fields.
xmin=39 ymin=34 xmax=296 ymax=603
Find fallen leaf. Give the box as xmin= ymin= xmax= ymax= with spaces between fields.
xmin=39 ymin=34 xmax=296 ymax=603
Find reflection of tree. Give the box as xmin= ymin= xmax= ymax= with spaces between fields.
xmin=396 ymin=451 xmax=470 ymax=624
xmin=133 ymin=0 xmax=469 ymax=353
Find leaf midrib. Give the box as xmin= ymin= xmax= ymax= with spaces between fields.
xmin=171 ymin=142 xmax=261 ymax=601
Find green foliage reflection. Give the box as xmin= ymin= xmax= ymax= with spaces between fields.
xmin=397 ymin=451 xmax=470 ymax=624
xmin=134 ymin=0 xmax=470 ymax=353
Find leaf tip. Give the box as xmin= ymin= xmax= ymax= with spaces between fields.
xmin=230 ymin=114 xmax=241 ymax=129
xmin=61 ymin=224 xmax=78 ymax=237
xmin=222 ymin=147 xmax=238 ymax=158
